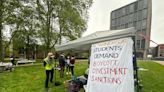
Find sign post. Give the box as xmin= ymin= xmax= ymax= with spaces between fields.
xmin=86 ymin=37 xmax=134 ymax=92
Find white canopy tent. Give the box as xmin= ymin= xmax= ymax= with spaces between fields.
xmin=55 ymin=27 xmax=137 ymax=52
xmin=55 ymin=27 xmax=141 ymax=92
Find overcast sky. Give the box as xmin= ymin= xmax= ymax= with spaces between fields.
xmin=83 ymin=0 xmax=164 ymax=47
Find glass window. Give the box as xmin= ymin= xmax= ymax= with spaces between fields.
xmin=134 ymin=12 xmax=137 ymax=21
xmin=133 ymin=21 xmax=137 ymax=27
xmin=115 ymin=11 xmax=118 ymax=19
xmin=137 ymin=29 xmax=141 ymax=36
xmin=125 ymin=16 xmax=129 ymax=24
xmin=138 ymin=0 xmax=142 ymax=10
xmin=129 ymin=4 xmax=134 ymax=13
xmin=160 ymin=46 xmax=164 ymax=49
xmin=137 ymin=40 xmax=140 ymax=49
xmin=122 ymin=16 xmax=125 ymax=24
xmin=111 ymin=20 xmax=115 ymax=26
xmin=120 ymin=17 xmax=123 ymax=25
xmin=115 ymin=19 xmax=117 ymax=26
xmin=142 ymin=9 xmax=147 ymax=19
xmin=121 ymin=24 xmax=125 ymax=29
xmin=141 ymin=39 xmax=145 ymax=49
xmin=160 ymin=50 xmax=163 ymax=53
xmin=126 ymin=6 xmax=129 ymax=14
xmin=129 ymin=22 xmax=133 ymax=27
xmin=117 ymin=18 xmax=120 ymax=26
xmin=116 ymin=11 xmax=119 ymax=18
xmin=125 ymin=23 xmax=128 ymax=28
xmin=127 ymin=15 xmax=130 ymax=23
xmin=142 ymin=28 xmax=146 ymax=35
xmin=112 ymin=12 xmax=115 ymax=19
xmin=137 ymin=21 xmax=142 ymax=29
xmin=122 ymin=8 xmax=126 ymax=16
xmin=138 ymin=10 xmax=142 ymax=21
xmin=134 ymin=2 xmax=138 ymax=11
xmin=117 ymin=10 xmax=120 ymax=18
xmin=142 ymin=19 xmax=147 ymax=28
xmin=143 ymin=0 xmax=148 ymax=9
xmin=129 ymin=14 xmax=134 ymax=22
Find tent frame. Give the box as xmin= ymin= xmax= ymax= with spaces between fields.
xmin=55 ymin=28 xmax=141 ymax=92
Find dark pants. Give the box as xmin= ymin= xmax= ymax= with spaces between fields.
xmin=70 ymin=66 xmax=74 ymax=75
xmin=11 ymin=60 xmax=14 ymax=65
xmin=45 ymin=69 xmax=54 ymax=88
xmin=66 ymin=64 xmax=70 ymax=72
xmin=60 ymin=66 xmax=65 ymax=78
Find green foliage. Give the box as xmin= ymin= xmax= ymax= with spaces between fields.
xmin=0 ymin=0 xmax=93 ymax=60
xmin=35 ymin=0 xmax=93 ymax=48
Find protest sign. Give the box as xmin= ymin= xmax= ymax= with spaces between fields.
xmin=86 ymin=37 xmax=134 ymax=92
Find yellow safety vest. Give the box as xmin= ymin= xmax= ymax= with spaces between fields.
xmin=44 ymin=57 xmax=54 ymax=70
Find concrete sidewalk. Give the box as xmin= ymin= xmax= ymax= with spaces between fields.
xmin=15 ymin=63 xmax=42 ymax=67
xmin=155 ymin=61 xmax=164 ymax=66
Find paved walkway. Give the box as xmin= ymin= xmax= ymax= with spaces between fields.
xmin=15 ymin=63 xmax=42 ymax=67
xmin=155 ymin=61 xmax=164 ymax=66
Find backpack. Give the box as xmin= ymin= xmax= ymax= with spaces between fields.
xmin=70 ymin=58 xmax=75 ymax=64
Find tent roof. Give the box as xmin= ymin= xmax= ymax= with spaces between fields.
xmin=55 ymin=27 xmax=136 ymax=52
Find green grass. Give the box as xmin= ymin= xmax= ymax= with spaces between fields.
xmin=0 ymin=60 xmax=164 ymax=92
xmin=0 ymin=59 xmax=88 ymax=92
xmin=138 ymin=61 xmax=164 ymax=92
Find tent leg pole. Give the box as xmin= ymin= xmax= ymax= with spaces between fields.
xmin=132 ymin=36 xmax=140 ymax=92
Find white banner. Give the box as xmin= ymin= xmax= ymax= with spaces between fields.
xmin=86 ymin=38 xmax=134 ymax=92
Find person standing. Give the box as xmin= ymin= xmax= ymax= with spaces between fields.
xmin=58 ymin=53 xmax=65 ymax=78
xmin=70 ymin=55 xmax=75 ymax=76
xmin=10 ymin=54 xmax=15 ymax=66
xmin=66 ymin=55 xmax=71 ymax=75
xmin=43 ymin=52 xmax=54 ymax=89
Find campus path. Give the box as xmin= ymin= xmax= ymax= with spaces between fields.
xmin=15 ymin=63 xmax=42 ymax=67
xmin=155 ymin=61 xmax=164 ymax=66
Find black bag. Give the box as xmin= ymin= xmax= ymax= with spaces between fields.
xmin=78 ymin=78 xmax=87 ymax=85
xmin=67 ymin=80 xmax=81 ymax=92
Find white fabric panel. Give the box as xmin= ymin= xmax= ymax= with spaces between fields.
xmin=86 ymin=37 xmax=134 ymax=92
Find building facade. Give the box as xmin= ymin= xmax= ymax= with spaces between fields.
xmin=110 ymin=0 xmax=152 ymax=58
xmin=156 ymin=44 xmax=164 ymax=58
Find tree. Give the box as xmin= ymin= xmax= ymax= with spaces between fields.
xmin=1 ymin=0 xmax=92 ymax=60
xmin=0 ymin=0 xmax=23 ymax=61
xmin=36 ymin=0 xmax=92 ymax=53
xmin=11 ymin=0 xmax=37 ymax=59
xmin=36 ymin=0 xmax=60 ymax=54
xmin=1 ymin=0 xmax=37 ymax=60
xmin=58 ymin=0 xmax=92 ymax=42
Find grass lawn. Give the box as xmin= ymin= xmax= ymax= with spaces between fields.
xmin=0 ymin=59 xmax=88 ymax=92
xmin=0 ymin=60 xmax=164 ymax=92
xmin=138 ymin=61 xmax=164 ymax=92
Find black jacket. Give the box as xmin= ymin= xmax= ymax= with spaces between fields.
xmin=59 ymin=55 xmax=65 ymax=66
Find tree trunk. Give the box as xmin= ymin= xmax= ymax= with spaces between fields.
xmin=0 ymin=0 xmax=4 ymax=62
xmin=46 ymin=0 xmax=51 ymax=53
xmin=27 ymin=35 xmax=30 ymax=60
xmin=0 ymin=30 xmax=3 ymax=62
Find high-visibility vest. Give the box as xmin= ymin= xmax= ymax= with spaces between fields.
xmin=44 ymin=57 xmax=54 ymax=70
